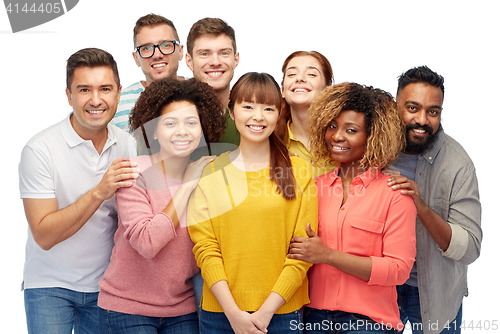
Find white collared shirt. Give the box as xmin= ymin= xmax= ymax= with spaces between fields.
xmin=19 ymin=113 xmax=137 ymax=292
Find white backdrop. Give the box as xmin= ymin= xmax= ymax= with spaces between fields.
xmin=1 ymin=1 xmax=498 ymax=333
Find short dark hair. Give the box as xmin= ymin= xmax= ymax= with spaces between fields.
xmin=66 ymin=48 xmax=120 ymax=91
xmin=187 ymin=18 xmax=236 ymax=56
xmin=133 ymin=14 xmax=179 ymax=47
xmin=397 ymin=65 xmax=445 ymax=96
xmin=129 ymin=78 xmax=226 ymax=154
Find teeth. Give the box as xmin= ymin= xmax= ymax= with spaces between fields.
xmin=207 ymin=71 xmax=223 ymax=77
xmin=172 ymin=141 xmax=190 ymax=146
xmin=248 ymin=125 xmax=264 ymax=131
xmin=153 ymin=63 xmax=166 ymax=68
xmin=414 ymin=129 xmax=426 ymax=133
xmin=87 ymin=110 xmax=104 ymax=114
xmin=293 ymin=88 xmax=308 ymax=93
xmin=332 ymin=146 xmax=348 ymax=151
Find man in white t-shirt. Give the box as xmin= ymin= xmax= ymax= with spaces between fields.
xmin=19 ymin=48 xmax=139 ymax=334
xmin=111 ymin=14 xmax=185 ymax=132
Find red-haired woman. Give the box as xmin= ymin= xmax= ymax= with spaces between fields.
xmin=276 ymin=51 xmax=338 ymax=177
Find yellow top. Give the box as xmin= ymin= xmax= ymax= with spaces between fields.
xmin=287 ymin=121 xmax=339 ymax=177
xmin=187 ymin=153 xmax=318 ymax=314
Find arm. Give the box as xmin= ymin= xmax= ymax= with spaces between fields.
xmin=288 ymin=224 xmax=373 ymax=282
xmin=120 ymin=156 xmax=214 ymax=258
xmin=388 ymin=175 xmax=452 ymax=251
xmin=210 ymin=281 xmax=266 ymax=334
xmin=23 ymin=158 xmax=139 ymax=251
xmin=289 ymin=191 xmax=416 ymax=285
xmin=388 ymin=168 xmax=482 ymax=265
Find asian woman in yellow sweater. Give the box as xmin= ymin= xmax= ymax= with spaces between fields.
xmin=188 ymin=72 xmax=318 ymax=334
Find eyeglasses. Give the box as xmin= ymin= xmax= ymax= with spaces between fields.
xmin=135 ymin=41 xmax=180 ymax=59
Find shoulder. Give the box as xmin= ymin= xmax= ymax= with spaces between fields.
xmin=290 ymin=156 xmax=314 ymax=184
xmin=120 ymin=81 xmax=145 ymax=95
xmin=440 ymin=132 xmax=475 ymax=167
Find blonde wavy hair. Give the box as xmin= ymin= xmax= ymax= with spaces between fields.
xmin=308 ymin=82 xmax=406 ymax=170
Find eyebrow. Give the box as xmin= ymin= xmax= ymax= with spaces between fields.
xmin=162 ymin=115 xmax=199 ymax=120
xmin=405 ymin=100 xmax=442 ymax=110
xmin=285 ymin=66 xmax=321 ymax=72
xmin=75 ymin=84 xmax=114 ymax=89
xmin=197 ymin=47 xmax=233 ymax=53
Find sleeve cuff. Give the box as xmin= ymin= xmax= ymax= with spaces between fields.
xmin=441 ymin=223 xmax=468 ymax=261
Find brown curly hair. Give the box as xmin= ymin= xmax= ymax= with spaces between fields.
xmin=308 ymin=82 xmax=406 ymax=169
xmin=129 ymin=78 xmax=226 ymax=154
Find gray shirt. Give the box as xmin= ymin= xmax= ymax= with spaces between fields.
xmin=392 ymin=125 xmax=482 ymax=334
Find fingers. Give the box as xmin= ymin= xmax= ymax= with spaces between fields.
xmin=306 ymin=223 xmax=317 ymax=238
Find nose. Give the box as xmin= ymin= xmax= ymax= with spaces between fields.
xmin=414 ymin=110 xmax=428 ymax=126
xmin=331 ymin=129 xmax=345 ymax=143
xmin=89 ymin=91 xmax=102 ymax=107
xmin=176 ymin=123 xmax=189 ymax=136
xmin=152 ymin=45 xmax=164 ymax=59
xmin=252 ymin=107 xmax=264 ymax=121
xmin=208 ymin=53 xmax=221 ymax=67
xmin=296 ymin=71 xmax=306 ymax=82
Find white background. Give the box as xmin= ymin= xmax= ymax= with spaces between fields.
xmin=1 ymin=1 xmax=498 ymax=333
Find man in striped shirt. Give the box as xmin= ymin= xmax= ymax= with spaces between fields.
xmin=111 ymin=14 xmax=184 ymax=132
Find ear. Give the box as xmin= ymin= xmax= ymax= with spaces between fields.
xmin=117 ymin=85 xmax=122 ymax=104
xmin=133 ymin=51 xmax=141 ymax=67
xmin=228 ymin=108 xmax=235 ymax=121
xmin=233 ymin=52 xmax=240 ymax=68
xmin=65 ymin=88 xmax=73 ymax=107
xmin=185 ymin=53 xmax=194 ymax=72
xmin=177 ymin=44 xmax=184 ymax=62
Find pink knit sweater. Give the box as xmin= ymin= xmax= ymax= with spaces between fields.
xmin=98 ymin=155 xmax=198 ymax=317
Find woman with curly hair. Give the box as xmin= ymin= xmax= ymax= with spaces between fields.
xmin=276 ymin=51 xmax=337 ymax=177
xmin=288 ymin=83 xmax=417 ymax=333
xmin=97 ymin=78 xmax=225 ymax=334
xmin=188 ymin=72 xmax=318 ymax=333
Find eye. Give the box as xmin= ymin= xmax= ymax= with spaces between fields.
xmin=428 ymin=109 xmax=440 ymax=116
xmin=187 ymin=120 xmax=199 ymax=126
xmin=160 ymin=41 xmax=172 ymax=48
xmin=347 ymin=128 xmax=358 ymax=133
xmin=328 ymin=123 xmax=336 ymax=130
xmin=164 ymin=121 xmax=176 ymax=127
xmin=142 ymin=45 xmax=153 ymax=51
xmin=200 ymin=52 xmax=209 ymax=57
xmin=264 ymin=107 xmax=276 ymax=112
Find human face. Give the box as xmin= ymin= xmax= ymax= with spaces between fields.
xmin=396 ymin=82 xmax=443 ymax=154
xmin=133 ymin=24 xmax=183 ymax=86
xmin=324 ymin=110 xmax=367 ymax=170
xmin=154 ymin=101 xmax=202 ymax=159
xmin=185 ymin=34 xmax=239 ymax=93
xmin=231 ymin=100 xmax=279 ymax=145
xmin=66 ymin=66 xmax=121 ymax=139
xmin=282 ymin=56 xmax=327 ymax=110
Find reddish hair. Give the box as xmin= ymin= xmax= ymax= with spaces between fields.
xmin=228 ymin=72 xmax=296 ymax=200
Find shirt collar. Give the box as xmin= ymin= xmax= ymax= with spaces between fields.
xmin=61 ymin=112 xmax=118 ymax=150
xmin=419 ymin=125 xmax=445 ymax=165
xmin=287 ymin=120 xmax=300 ymax=142
xmin=324 ymin=166 xmax=380 ymax=188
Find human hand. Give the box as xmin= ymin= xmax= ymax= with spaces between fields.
xmin=94 ymin=158 xmax=140 ymax=201
xmin=288 ymin=223 xmax=331 ymax=264
xmin=381 ymin=168 xmax=400 ymax=176
xmin=387 ymin=175 xmax=426 ymax=210
xmin=182 ymin=155 xmax=216 ymax=191
xmin=227 ymin=309 xmax=267 ymax=334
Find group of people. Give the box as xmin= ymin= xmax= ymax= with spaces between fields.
xmin=18 ymin=13 xmax=482 ymax=334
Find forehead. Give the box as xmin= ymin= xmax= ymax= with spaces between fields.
xmin=161 ymin=101 xmax=198 ymax=117
xmin=192 ymin=34 xmax=234 ymax=52
xmin=285 ymin=56 xmax=322 ymax=72
xmin=70 ymin=66 xmax=117 ymax=88
xmin=397 ymin=82 xmax=443 ymax=108
xmin=135 ymin=24 xmax=177 ymax=46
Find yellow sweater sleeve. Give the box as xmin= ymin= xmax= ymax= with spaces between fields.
xmin=187 ymin=177 xmax=228 ymax=288
xmin=271 ymin=160 xmax=318 ymax=301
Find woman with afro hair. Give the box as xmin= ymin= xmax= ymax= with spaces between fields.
xmin=97 ymin=78 xmax=225 ymax=334
xmin=288 ymin=83 xmax=417 ymax=333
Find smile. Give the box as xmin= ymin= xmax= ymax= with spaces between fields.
xmin=152 ymin=63 xmax=166 ymax=69
xmin=172 ymin=141 xmax=192 ymax=146
xmin=87 ymin=109 xmax=105 ymax=114
xmin=292 ymin=88 xmax=310 ymax=93
xmin=331 ymin=145 xmax=348 ymax=151
xmin=207 ymin=71 xmax=223 ymax=78
xmin=247 ymin=125 xmax=266 ymax=132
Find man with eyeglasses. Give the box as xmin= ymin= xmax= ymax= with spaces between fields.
xmin=111 ymin=14 xmax=184 ymax=132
